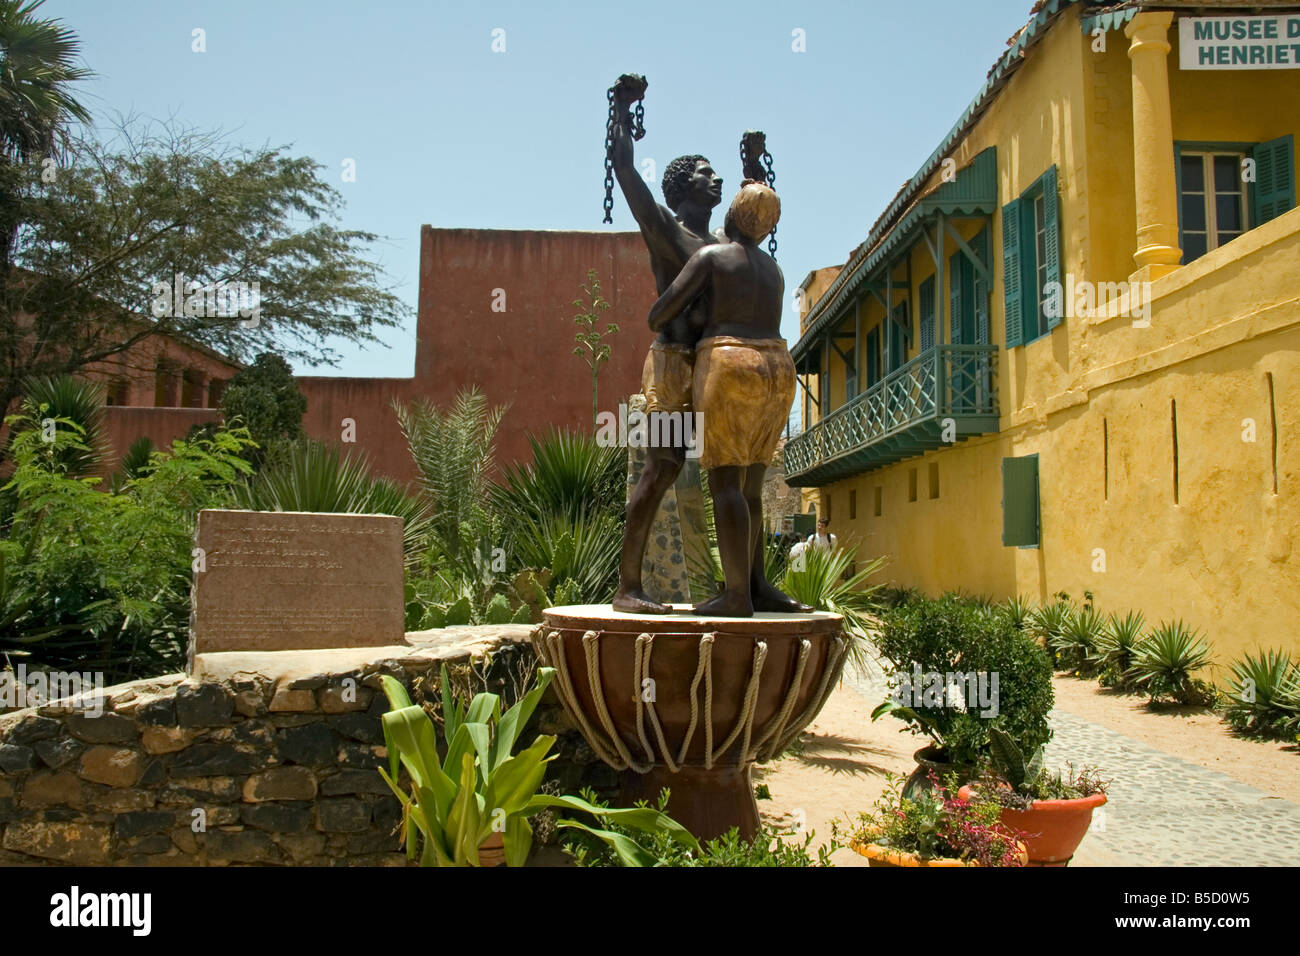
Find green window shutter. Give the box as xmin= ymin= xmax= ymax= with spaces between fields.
xmin=919 ymin=276 xmax=935 ymax=350
xmin=1252 ymin=135 xmax=1295 ymax=226
xmin=949 ymin=249 xmax=963 ymax=344
xmin=1001 ymin=198 xmax=1023 ymax=348
xmin=1041 ymin=166 xmax=1062 ymax=330
xmin=1001 ymin=454 xmax=1040 ymax=547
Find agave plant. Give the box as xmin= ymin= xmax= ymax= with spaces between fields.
xmin=1223 ymin=649 xmax=1300 ymax=739
xmin=1129 ymin=620 xmax=1214 ymax=704
xmin=378 ymin=665 xmax=695 ymax=867
xmin=229 ymin=440 xmax=431 ymax=560
xmin=1090 ymin=611 xmax=1145 ymax=689
xmin=999 ymin=595 xmax=1035 ymax=631
xmin=1029 ymin=600 xmax=1074 ymax=648
xmin=491 ymin=430 xmax=625 ymax=606
xmin=491 ymin=429 xmax=625 ymax=530
xmin=1049 ymin=607 xmax=1106 ymax=676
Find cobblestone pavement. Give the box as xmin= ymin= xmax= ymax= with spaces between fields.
xmin=846 ymin=665 xmax=1300 ymax=867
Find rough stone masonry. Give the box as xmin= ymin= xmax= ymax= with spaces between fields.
xmin=0 ymin=627 xmax=608 ymax=866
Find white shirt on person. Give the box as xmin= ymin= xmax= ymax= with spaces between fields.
xmin=808 ymin=532 xmax=837 ymax=552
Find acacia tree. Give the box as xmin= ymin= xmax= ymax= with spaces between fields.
xmin=0 ymin=117 xmax=411 ymax=431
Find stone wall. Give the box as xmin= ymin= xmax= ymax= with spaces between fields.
xmin=0 ymin=626 xmax=607 ymax=866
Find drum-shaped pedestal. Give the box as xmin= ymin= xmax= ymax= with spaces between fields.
xmin=534 ymin=605 xmax=846 ymax=841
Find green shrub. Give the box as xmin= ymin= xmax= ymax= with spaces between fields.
xmin=1223 ymin=649 xmax=1300 ymax=739
xmin=874 ymin=596 xmax=1054 ymax=766
xmin=1 ymin=407 xmax=254 ymax=680
xmin=218 ymin=353 xmax=307 ymax=467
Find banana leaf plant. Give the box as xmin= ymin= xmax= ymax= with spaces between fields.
xmin=378 ymin=665 xmax=697 ymax=866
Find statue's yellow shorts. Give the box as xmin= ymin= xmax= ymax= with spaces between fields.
xmin=641 ymin=341 xmax=695 ymax=414
xmin=693 ymin=336 xmax=795 ymax=470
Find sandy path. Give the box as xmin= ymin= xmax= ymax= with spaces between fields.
xmin=756 ymin=676 xmax=914 ymax=866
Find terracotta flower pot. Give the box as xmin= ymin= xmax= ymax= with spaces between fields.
xmin=477 ymin=831 xmax=507 ymax=868
xmin=958 ymin=785 xmax=1106 ymax=866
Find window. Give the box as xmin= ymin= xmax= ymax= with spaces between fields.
xmin=919 ymin=276 xmax=936 ymax=351
xmin=849 ymin=490 xmax=857 ymax=520
xmin=908 ymin=468 xmax=918 ymax=502
xmin=1002 ymin=455 xmax=1040 ymax=547
xmin=1178 ymin=150 xmax=1246 ymax=262
xmin=1002 ymin=167 xmax=1060 ymax=348
xmin=873 ymin=486 xmax=883 ymax=517
xmin=105 ymin=379 xmax=129 ymax=406
xmin=824 ymin=494 xmax=832 ymax=521
xmin=154 ymin=361 xmax=178 ymax=407
xmin=928 ymin=462 xmax=940 ymax=500
xmin=1175 ymin=137 xmax=1295 ymax=263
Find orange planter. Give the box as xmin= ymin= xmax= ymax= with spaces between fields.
xmin=958 ymin=785 xmax=1106 ymax=866
xmin=850 ymin=833 xmax=1027 ymax=868
xmin=851 ymin=840 xmax=975 ymax=867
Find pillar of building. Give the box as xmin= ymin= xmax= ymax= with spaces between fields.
xmin=1124 ymin=11 xmax=1182 ymax=282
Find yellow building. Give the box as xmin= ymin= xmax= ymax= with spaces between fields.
xmin=787 ymin=0 xmax=1299 ymax=661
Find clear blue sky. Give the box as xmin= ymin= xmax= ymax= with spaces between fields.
xmin=53 ymin=0 xmax=1035 ymax=377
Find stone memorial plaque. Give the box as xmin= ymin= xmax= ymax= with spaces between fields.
xmin=190 ymin=510 xmax=405 ymax=660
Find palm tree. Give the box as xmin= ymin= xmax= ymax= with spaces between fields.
xmin=0 ymin=0 xmax=91 ymax=279
xmin=0 ymin=0 xmax=92 ymax=164
xmin=395 ymin=388 xmax=507 ymax=581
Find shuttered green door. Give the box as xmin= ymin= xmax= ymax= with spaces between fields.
xmin=1001 ymin=198 xmax=1023 ymax=348
xmin=1252 ymin=135 xmax=1296 ymax=226
xmin=1002 ymin=454 xmax=1040 ymax=547
xmin=973 ymin=226 xmax=990 ymax=345
xmin=919 ymin=276 xmax=936 ymax=350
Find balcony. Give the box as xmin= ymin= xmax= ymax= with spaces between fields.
xmin=784 ymin=344 xmax=999 ymax=487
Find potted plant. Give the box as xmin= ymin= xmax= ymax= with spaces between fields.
xmin=872 ymin=595 xmax=1055 ymax=796
xmin=958 ymin=728 xmax=1108 ymax=867
xmin=841 ymin=773 xmax=1026 ymax=868
xmin=378 ymin=664 xmax=693 ymax=866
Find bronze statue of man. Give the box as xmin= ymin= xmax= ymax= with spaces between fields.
xmin=608 ymin=73 xmax=723 ymax=614
xmin=648 ymin=182 xmax=811 ymax=617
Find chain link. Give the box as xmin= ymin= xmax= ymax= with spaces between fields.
xmin=603 ymin=87 xmax=646 ymax=224
xmin=603 ymin=89 xmax=615 ymax=224
xmin=763 ymin=150 xmax=777 ymax=259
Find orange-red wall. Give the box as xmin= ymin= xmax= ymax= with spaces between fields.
xmin=299 ymin=227 xmax=659 ymax=483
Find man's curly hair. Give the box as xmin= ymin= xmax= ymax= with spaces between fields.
xmin=661 ymin=154 xmax=709 ymax=211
